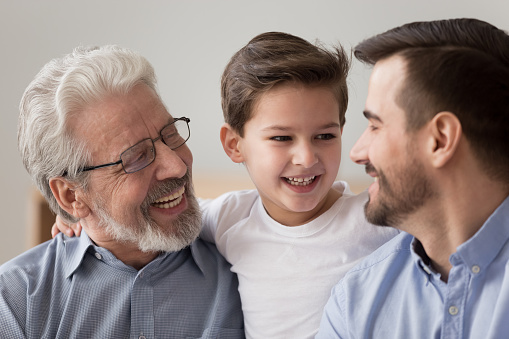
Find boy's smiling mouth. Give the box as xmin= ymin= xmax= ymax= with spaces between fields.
xmin=285 ymin=176 xmax=316 ymax=186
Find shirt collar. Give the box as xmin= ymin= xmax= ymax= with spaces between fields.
xmin=410 ymin=195 xmax=509 ymax=276
xmin=63 ymin=230 xmax=95 ymax=278
xmin=63 ymin=230 xmax=207 ymax=277
xmin=454 ymin=194 xmax=509 ymax=270
xmin=188 ymin=239 xmax=208 ymax=275
xmin=411 ymin=238 xmax=436 ymax=276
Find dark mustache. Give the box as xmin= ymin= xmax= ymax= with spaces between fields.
xmin=365 ymin=163 xmax=377 ymax=176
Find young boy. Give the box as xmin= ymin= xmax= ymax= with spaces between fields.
xmin=54 ymin=32 xmax=399 ymax=338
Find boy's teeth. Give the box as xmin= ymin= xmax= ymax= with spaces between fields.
xmin=152 ymin=186 xmax=185 ymax=209
xmin=374 ymin=177 xmax=379 ymax=182
xmin=286 ymin=176 xmax=316 ymax=186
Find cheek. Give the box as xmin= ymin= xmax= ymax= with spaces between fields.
xmin=106 ymin=176 xmax=148 ymax=213
xmin=323 ymin=142 xmax=342 ymax=171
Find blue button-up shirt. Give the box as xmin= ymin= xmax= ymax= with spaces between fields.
xmin=0 ymin=231 xmax=244 ymax=338
xmin=317 ymin=195 xmax=509 ymax=339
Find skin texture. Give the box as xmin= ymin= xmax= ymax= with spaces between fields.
xmin=221 ymin=83 xmax=343 ymax=226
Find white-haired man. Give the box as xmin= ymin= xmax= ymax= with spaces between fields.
xmin=0 ymin=45 xmax=244 ymax=338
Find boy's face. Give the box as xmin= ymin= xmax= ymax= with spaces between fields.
xmin=234 ymin=83 xmax=342 ymax=226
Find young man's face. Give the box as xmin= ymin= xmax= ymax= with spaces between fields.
xmin=235 ymin=83 xmax=343 ymax=226
xmin=72 ymin=84 xmax=201 ymax=252
xmin=350 ymin=56 xmax=435 ymax=228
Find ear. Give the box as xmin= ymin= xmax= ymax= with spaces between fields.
xmin=49 ymin=177 xmax=91 ymax=219
xmin=426 ymin=112 xmax=462 ymax=168
xmin=220 ymin=123 xmax=245 ymax=163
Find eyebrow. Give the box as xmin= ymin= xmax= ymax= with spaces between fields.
xmin=363 ymin=110 xmax=383 ymax=123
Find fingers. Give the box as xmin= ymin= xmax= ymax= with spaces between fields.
xmin=74 ymin=222 xmax=82 ymax=237
xmin=51 ymin=215 xmax=76 ymax=238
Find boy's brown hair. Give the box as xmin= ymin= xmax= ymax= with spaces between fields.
xmin=221 ymin=32 xmax=350 ymax=136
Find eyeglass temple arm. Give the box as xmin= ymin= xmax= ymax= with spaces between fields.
xmin=81 ymin=160 xmax=123 ymax=172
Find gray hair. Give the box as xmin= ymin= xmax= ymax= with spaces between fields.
xmin=18 ymin=45 xmax=158 ymax=222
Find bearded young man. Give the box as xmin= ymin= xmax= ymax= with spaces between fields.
xmin=317 ymin=18 xmax=509 ymax=338
xmin=0 ymin=45 xmax=244 ymax=338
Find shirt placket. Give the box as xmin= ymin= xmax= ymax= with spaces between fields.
xmin=131 ymin=269 xmax=154 ymax=339
xmin=441 ymin=257 xmax=470 ymax=339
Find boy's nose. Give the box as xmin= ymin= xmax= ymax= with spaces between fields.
xmin=292 ymin=142 xmax=319 ymax=168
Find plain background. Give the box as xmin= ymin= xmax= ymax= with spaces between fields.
xmin=1 ymin=0 xmax=507 ymax=264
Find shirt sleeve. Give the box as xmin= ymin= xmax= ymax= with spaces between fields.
xmin=0 ymin=269 xmax=28 ymax=338
xmin=199 ymin=190 xmax=258 ymax=246
xmin=316 ymin=282 xmax=347 ymax=339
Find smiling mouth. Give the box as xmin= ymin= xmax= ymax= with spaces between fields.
xmin=151 ymin=186 xmax=185 ymax=209
xmin=285 ymin=176 xmax=316 ymax=186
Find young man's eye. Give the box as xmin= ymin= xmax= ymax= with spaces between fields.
xmin=369 ymin=125 xmax=378 ymax=131
xmin=270 ymin=136 xmax=292 ymax=141
xmin=316 ymin=133 xmax=336 ymax=140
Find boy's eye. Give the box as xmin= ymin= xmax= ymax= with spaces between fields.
xmin=316 ymin=133 xmax=336 ymax=140
xmin=270 ymin=136 xmax=292 ymax=141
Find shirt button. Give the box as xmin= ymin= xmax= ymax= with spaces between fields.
xmin=449 ymin=306 xmax=459 ymax=315
xmin=95 ymin=252 xmax=102 ymax=260
xmin=472 ymin=265 xmax=480 ymax=274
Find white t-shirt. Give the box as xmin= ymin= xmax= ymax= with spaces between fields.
xmin=200 ymin=181 xmax=399 ymax=339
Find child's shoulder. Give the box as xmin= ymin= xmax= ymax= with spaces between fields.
xmin=199 ymin=189 xmax=260 ymax=229
xmin=201 ymin=188 xmax=260 ymax=212
xmin=333 ymin=181 xmax=369 ymax=206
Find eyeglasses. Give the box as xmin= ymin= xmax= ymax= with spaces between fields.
xmin=79 ymin=117 xmax=191 ymax=174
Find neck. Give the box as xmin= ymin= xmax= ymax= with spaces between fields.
xmin=407 ymin=177 xmax=509 ymax=283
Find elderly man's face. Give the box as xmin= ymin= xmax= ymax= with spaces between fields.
xmin=72 ymin=84 xmax=201 ymax=252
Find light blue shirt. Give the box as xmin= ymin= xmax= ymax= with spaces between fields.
xmin=317 ymin=195 xmax=509 ymax=339
xmin=0 ymin=231 xmax=244 ymax=338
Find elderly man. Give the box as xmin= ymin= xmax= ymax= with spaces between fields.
xmin=317 ymin=18 xmax=509 ymax=338
xmin=0 ymin=46 xmax=244 ymax=338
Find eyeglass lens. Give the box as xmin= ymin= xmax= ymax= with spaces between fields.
xmin=120 ymin=119 xmax=190 ymax=174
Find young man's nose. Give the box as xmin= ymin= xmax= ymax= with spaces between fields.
xmin=349 ymin=129 xmax=370 ymax=165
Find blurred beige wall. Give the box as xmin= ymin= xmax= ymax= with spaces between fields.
xmin=1 ymin=0 xmax=507 ymax=263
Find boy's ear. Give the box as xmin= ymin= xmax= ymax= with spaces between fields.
xmin=49 ymin=177 xmax=91 ymax=219
xmin=220 ymin=123 xmax=245 ymax=163
xmin=426 ymin=112 xmax=462 ymax=168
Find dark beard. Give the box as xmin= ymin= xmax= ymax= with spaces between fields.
xmin=365 ymin=163 xmax=435 ymax=227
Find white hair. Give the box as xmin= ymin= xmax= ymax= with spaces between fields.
xmin=18 ymin=45 xmax=158 ymax=222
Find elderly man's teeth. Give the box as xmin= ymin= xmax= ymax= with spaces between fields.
xmin=286 ymin=176 xmax=316 ymax=186
xmin=153 ymin=186 xmax=185 ymax=209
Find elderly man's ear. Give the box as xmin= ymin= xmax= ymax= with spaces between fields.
xmin=49 ymin=178 xmax=91 ymax=220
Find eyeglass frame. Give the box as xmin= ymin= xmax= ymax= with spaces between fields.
xmin=75 ymin=116 xmax=191 ymax=175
